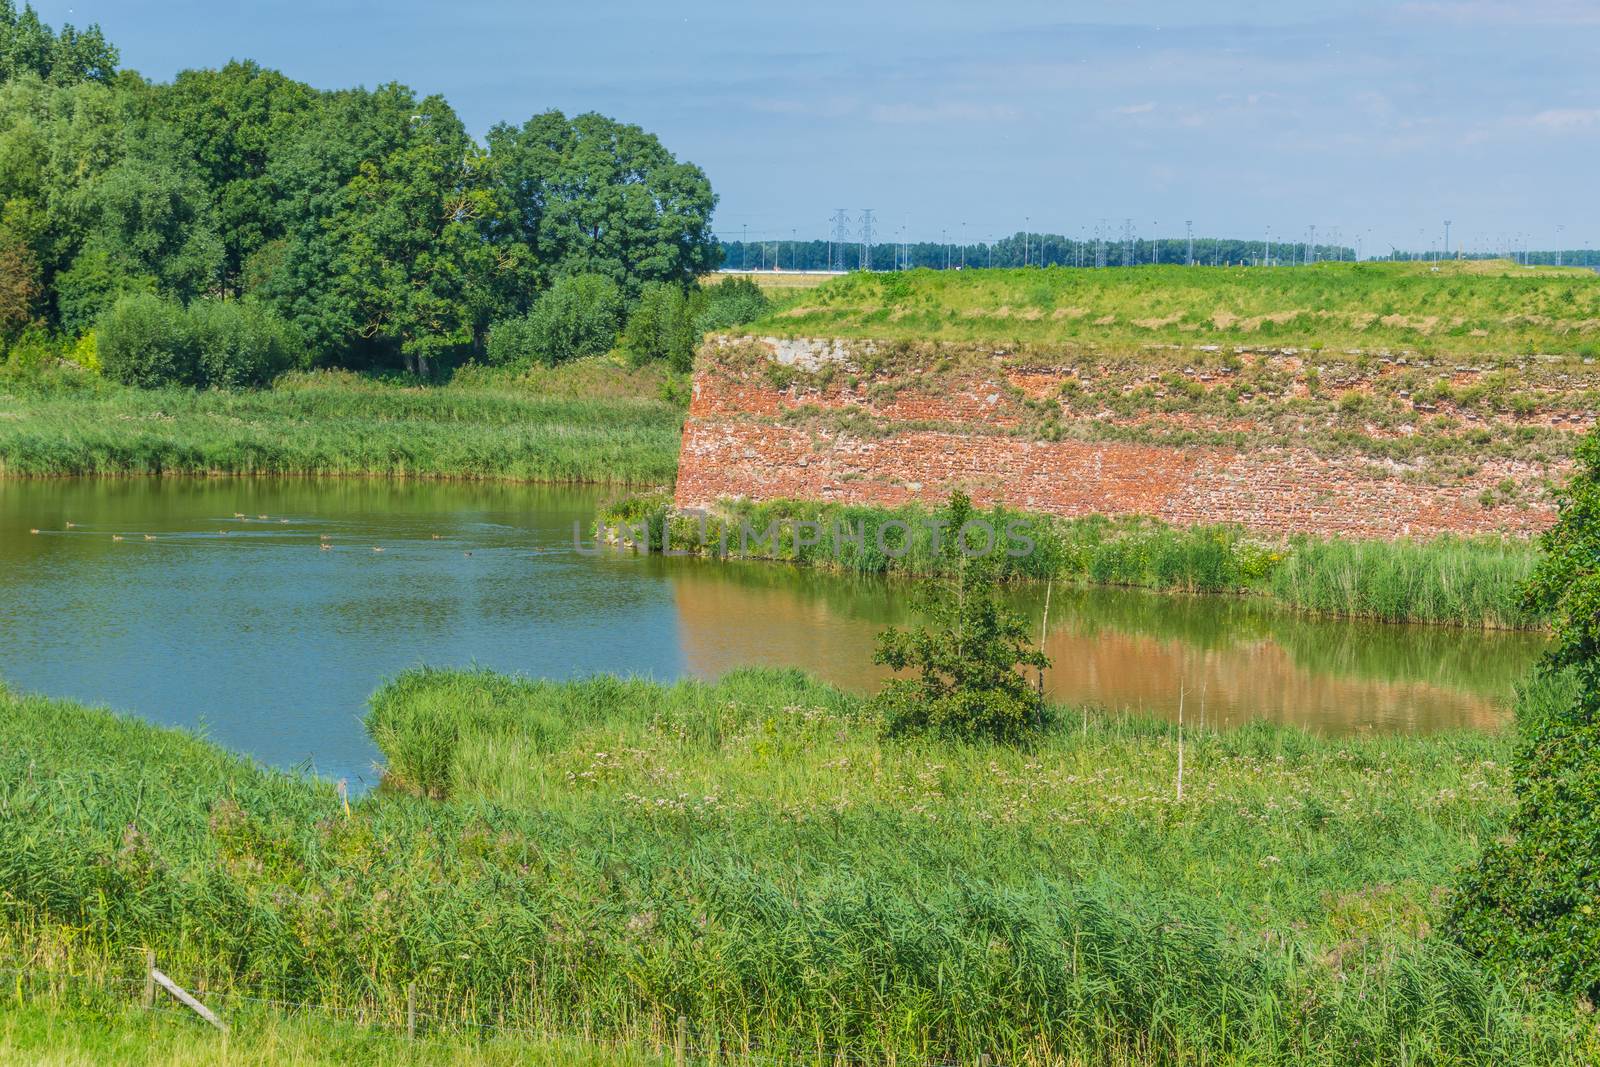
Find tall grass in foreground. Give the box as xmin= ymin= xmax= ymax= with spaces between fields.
xmin=0 ymin=374 xmax=683 ymax=483
xmin=0 ymin=998 xmax=671 ymax=1066
xmin=3 ymin=671 xmax=1596 ymax=1064
xmin=601 ymin=495 xmax=1541 ymax=628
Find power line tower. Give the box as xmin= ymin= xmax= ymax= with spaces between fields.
xmin=830 ymin=209 xmax=851 ymax=271
xmin=1122 ymin=218 xmax=1134 ymax=267
xmin=858 ymin=208 xmax=875 ymax=270
xmin=1185 ymin=220 xmax=1194 ymax=266
xmin=1307 ymin=225 xmax=1316 ymax=265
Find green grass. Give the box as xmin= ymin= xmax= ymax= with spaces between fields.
xmin=757 ymin=261 xmax=1600 ymax=357
xmin=600 ymin=495 xmax=1542 ymax=628
xmin=0 ymin=363 xmax=684 ymax=483
xmin=0 ymin=999 xmax=669 ymax=1066
xmin=2 ymin=671 xmax=1597 ymax=1064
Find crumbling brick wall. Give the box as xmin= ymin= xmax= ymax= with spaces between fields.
xmin=675 ymin=337 xmax=1574 ymax=539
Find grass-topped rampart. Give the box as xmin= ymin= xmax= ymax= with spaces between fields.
xmin=758 ymin=260 xmax=1600 ymax=357
xmin=1 ymin=670 xmax=1595 ymax=1063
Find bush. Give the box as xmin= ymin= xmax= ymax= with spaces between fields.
xmin=96 ymin=293 xmax=198 ymax=387
xmin=188 ymin=299 xmax=298 ymax=387
xmin=487 ymin=274 xmax=623 ymax=366
xmin=623 ymin=281 xmax=695 ymax=371
xmin=867 ymin=493 xmax=1050 ymax=743
xmin=484 ymin=315 xmax=536 ymax=367
xmin=692 ymin=276 xmax=768 ymax=334
xmin=1449 ymin=431 xmax=1600 ymax=998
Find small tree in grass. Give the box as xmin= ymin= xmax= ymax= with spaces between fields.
xmin=869 ymin=492 xmax=1050 ymax=743
xmin=1449 ymin=431 xmax=1600 ymax=999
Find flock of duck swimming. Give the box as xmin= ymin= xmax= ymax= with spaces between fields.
xmin=29 ymin=517 xmax=472 ymax=556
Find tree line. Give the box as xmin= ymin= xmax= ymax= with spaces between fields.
xmin=717 ymin=233 xmax=1358 ymax=272
xmin=0 ymin=3 xmax=728 ymax=385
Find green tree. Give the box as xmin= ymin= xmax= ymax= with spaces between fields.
xmin=262 ymin=86 xmax=496 ymax=372
xmin=79 ymin=148 xmax=223 ymax=304
xmin=868 ymin=492 xmax=1051 ymax=743
xmin=1450 ymin=431 xmax=1600 ymax=998
xmin=622 ymin=281 xmax=694 ymax=370
xmin=0 ymin=75 xmax=126 ymax=321
xmin=0 ymin=2 xmax=117 ymax=85
xmin=154 ymin=62 xmax=317 ymax=292
xmin=485 ymin=110 xmax=719 ymax=306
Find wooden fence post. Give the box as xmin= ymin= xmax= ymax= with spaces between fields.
xmin=142 ymin=949 xmax=155 ymax=1010
xmin=675 ymin=1013 xmax=688 ymax=1067
xmin=149 ymin=966 xmax=227 ymax=1032
xmin=406 ymin=982 xmax=416 ymax=1040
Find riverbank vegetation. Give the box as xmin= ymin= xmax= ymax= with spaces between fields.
xmin=0 ymin=363 xmax=683 ymax=482
xmin=759 ymin=261 xmax=1600 ymax=358
xmin=1 ymin=667 xmax=1595 ymax=1064
xmin=597 ymin=493 xmax=1541 ymax=627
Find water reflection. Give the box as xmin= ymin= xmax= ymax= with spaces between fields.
xmin=0 ymin=479 xmax=1542 ymax=787
xmin=661 ymin=559 xmax=1541 ymax=734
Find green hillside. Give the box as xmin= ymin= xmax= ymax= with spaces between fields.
xmin=754 ymin=261 xmax=1600 ymax=356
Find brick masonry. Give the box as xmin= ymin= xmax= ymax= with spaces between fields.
xmin=675 ymin=337 xmax=1567 ymax=539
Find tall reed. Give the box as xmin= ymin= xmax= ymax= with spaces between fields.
xmin=1 ymin=671 xmax=1593 ymax=1064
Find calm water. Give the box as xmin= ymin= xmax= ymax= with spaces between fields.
xmin=0 ymin=479 xmax=1544 ymax=787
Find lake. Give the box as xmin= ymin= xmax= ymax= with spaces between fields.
xmin=0 ymin=478 xmax=1544 ymax=788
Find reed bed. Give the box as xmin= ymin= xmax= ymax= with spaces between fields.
xmin=2 ymin=671 xmax=1595 ymax=1064
xmin=600 ymin=496 xmax=1541 ymax=628
xmin=0 ymin=374 xmax=683 ymax=483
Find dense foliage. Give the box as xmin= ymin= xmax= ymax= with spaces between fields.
xmin=487 ymin=274 xmax=624 ymax=367
xmin=0 ymin=7 xmax=720 ymax=380
xmin=1450 ymin=432 xmax=1600 ymax=997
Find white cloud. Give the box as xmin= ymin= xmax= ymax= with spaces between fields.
xmin=1113 ymin=101 xmax=1156 ymax=115
xmin=1527 ymin=107 xmax=1600 ymax=130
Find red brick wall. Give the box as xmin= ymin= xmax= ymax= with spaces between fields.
xmin=675 ymin=339 xmax=1563 ymax=539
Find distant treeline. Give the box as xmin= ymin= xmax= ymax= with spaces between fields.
xmin=718 ymin=232 xmax=1356 ymax=272
xmin=720 ymin=234 xmax=1600 ymax=272
xmin=0 ymin=2 xmax=720 ymax=380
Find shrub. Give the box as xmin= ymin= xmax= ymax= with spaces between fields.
xmin=484 ymin=315 xmax=536 ymax=367
xmin=692 ymin=276 xmax=768 ymax=334
xmin=1449 ymin=430 xmax=1600 ymax=998
xmin=489 ymin=273 xmax=623 ymax=366
xmin=96 ymin=293 xmax=199 ymax=387
xmin=622 ymin=281 xmax=696 ymax=371
xmin=188 ymin=299 xmax=298 ymax=388
xmin=867 ymin=492 xmax=1051 ymax=743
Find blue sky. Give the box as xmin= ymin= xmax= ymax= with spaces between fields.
xmin=31 ymin=1 xmax=1600 ymax=251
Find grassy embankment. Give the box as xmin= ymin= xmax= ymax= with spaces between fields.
xmin=0 ymin=360 xmax=684 ymax=483
xmin=2 ymin=670 xmax=1596 ymax=1064
xmin=733 ymin=260 xmax=1600 ymax=481
xmin=599 ymin=494 xmax=1541 ymax=628
xmin=758 ymin=259 xmax=1600 ymax=356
